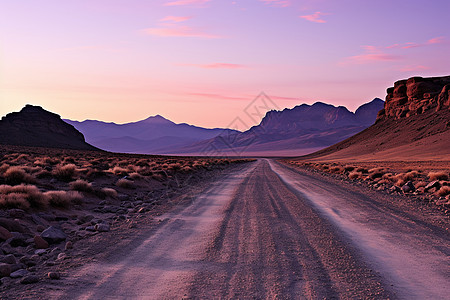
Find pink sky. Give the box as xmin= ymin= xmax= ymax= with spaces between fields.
xmin=0 ymin=0 xmax=449 ymax=129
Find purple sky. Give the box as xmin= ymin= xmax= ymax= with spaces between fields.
xmin=1 ymin=0 xmax=449 ymax=129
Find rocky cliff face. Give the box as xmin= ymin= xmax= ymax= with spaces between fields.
xmin=0 ymin=105 xmax=98 ymax=150
xmin=377 ymin=75 xmax=450 ymax=121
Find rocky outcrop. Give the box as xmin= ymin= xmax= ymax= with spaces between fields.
xmin=377 ymin=76 xmax=450 ymax=121
xmin=0 ymin=105 xmax=98 ymax=150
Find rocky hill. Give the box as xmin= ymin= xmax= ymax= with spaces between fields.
xmin=377 ymin=75 xmax=450 ymax=120
xmin=0 ymin=105 xmax=98 ymax=150
xmin=303 ymin=75 xmax=450 ymax=161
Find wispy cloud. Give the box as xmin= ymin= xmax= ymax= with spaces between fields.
xmin=387 ymin=36 xmax=445 ymax=49
xmin=160 ymin=16 xmax=192 ymax=23
xmin=165 ymin=0 xmax=210 ymax=6
xmin=341 ymin=45 xmax=400 ymax=65
xmin=299 ymin=11 xmax=329 ymax=23
xmin=179 ymin=63 xmax=246 ymax=69
xmin=142 ymin=15 xmax=220 ymax=39
xmin=260 ymin=0 xmax=291 ymax=7
xmin=189 ymin=93 xmax=248 ymax=101
xmin=400 ymin=65 xmax=430 ymax=72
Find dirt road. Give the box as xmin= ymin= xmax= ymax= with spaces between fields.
xmin=51 ymin=159 xmax=448 ymax=299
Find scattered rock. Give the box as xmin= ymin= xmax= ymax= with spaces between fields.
xmin=7 ymin=232 xmax=29 ymax=247
xmin=95 ymin=223 xmax=110 ymax=232
xmin=85 ymin=226 xmax=96 ymax=232
xmin=389 ymin=185 xmax=401 ymax=193
xmin=8 ymin=209 xmax=26 ymax=218
xmin=0 ymin=226 xmax=13 ymax=241
xmin=20 ymin=275 xmax=39 ymax=284
xmin=56 ymin=253 xmax=67 ymax=260
xmin=0 ymin=254 xmax=17 ymax=265
xmin=41 ymin=226 xmax=67 ymax=244
xmin=0 ymin=263 xmax=11 ymax=278
xmin=65 ymin=241 xmax=73 ymax=250
xmin=424 ymin=180 xmax=441 ymax=192
xmin=48 ymin=272 xmax=60 ymax=280
xmin=402 ymin=181 xmax=416 ymax=193
xmin=0 ymin=218 xmax=26 ymax=234
xmin=34 ymin=235 xmax=49 ymax=249
xmin=36 ymin=225 xmax=45 ymax=232
xmin=35 ymin=249 xmax=47 ymax=256
xmin=10 ymin=269 xmax=29 ymax=278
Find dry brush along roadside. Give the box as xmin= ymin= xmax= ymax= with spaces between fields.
xmin=283 ymin=160 xmax=450 ymax=213
xmin=0 ymin=145 xmax=253 ymax=289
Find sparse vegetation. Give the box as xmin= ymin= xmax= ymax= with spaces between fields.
xmin=116 ymin=178 xmax=135 ymax=189
xmin=428 ymin=171 xmax=449 ymax=181
xmin=69 ymin=179 xmax=94 ymax=193
xmin=53 ymin=164 xmax=77 ymax=181
xmin=3 ymin=166 xmax=35 ymax=185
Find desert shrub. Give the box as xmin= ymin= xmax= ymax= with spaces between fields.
xmin=35 ymin=169 xmax=52 ymax=179
xmin=403 ymin=171 xmax=419 ymax=181
xmin=415 ymin=181 xmax=428 ymax=188
xmin=329 ymin=166 xmax=343 ymax=173
xmin=101 ymin=187 xmax=118 ymax=198
xmin=63 ymin=157 xmax=76 ymax=164
xmin=69 ymin=179 xmax=94 ymax=193
xmin=0 ymin=193 xmax=30 ymax=210
xmin=181 ymin=166 xmax=192 ymax=173
xmin=369 ymin=171 xmax=385 ymax=180
xmin=135 ymin=159 xmax=149 ymax=167
xmin=86 ymin=168 xmax=104 ymax=179
xmin=137 ymin=167 xmax=153 ymax=176
xmin=128 ymin=172 xmax=143 ymax=180
xmin=356 ymin=167 xmax=368 ymax=173
xmin=111 ymin=166 xmax=129 ymax=176
xmin=348 ymin=172 xmax=362 ymax=179
xmin=382 ymin=173 xmax=394 ymax=180
xmin=168 ymin=163 xmax=182 ymax=171
xmin=0 ymin=184 xmax=48 ymax=208
xmin=53 ymin=164 xmax=77 ymax=181
xmin=45 ymin=190 xmax=82 ymax=208
xmin=116 ymin=178 xmax=134 ymax=189
xmin=4 ymin=166 xmax=35 ymax=185
xmin=428 ymin=171 xmax=449 ymax=181
xmin=0 ymin=164 xmax=10 ymax=174
xmin=152 ymin=173 xmax=164 ymax=181
xmin=43 ymin=157 xmax=60 ymax=165
xmin=436 ymin=186 xmax=450 ymax=197
xmin=343 ymin=165 xmax=355 ymax=172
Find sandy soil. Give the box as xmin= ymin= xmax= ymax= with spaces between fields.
xmin=3 ymin=159 xmax=448 ymax=299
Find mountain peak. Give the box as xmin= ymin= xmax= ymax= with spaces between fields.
xmin=142 ymin=114 xmax=174 ymax=124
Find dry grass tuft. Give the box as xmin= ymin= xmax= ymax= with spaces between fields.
xmin=0 ymin=184 xmax=48 ymax=209
xmin=69 ymin=179 xmax=94 ymax=193
xmin=111 ymin=166 xmax=129 ymax=176
xmin=128 ymin=172 xmax=144 ymax=180
xmin=436 ymin=186 xmax=450 ymax=197
xmin=101 ymin=187 xmax=118 ymax=198
xmin=116 ymin=178 xmax=135 ymax=189
xmin=45 ymin=190 xmax=82 ymax=208
xmin=428 ymin=171 xmax=449 ymax=181
xmin=4 ymin=166 xmax=36 ymax=185
xmin=53 ymin=164 xmax=77 ymax=181
xmin=0 ymin=193 xmax=30 ymax=210
xmin=348 ymin=171 xmax=362 ymax=179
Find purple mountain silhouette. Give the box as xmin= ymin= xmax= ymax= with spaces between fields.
xmin=64 ymin=115 xmax=239 ymax=154
xmin=170 ymin=98 xmax=384 ymax=156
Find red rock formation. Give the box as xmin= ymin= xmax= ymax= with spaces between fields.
xmin=377 ymin=75 xmax=450 ymax=121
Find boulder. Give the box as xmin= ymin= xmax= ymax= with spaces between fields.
xmin=34 ymin=235 xmax=49 ymax=249
xmin=0 ymin=263 xmax=11 ymax=278
xmin=41 ymin=226 xmax=67 ymax=244
xmin=48 ymin=272 xmax=60 ymax=280
xmin=402 ymin=181 xmax=416 ymax=193
xmin=20 ymin=275 xmax=39 ymax=284
xmin=95 ymin=223 xmax=110 ymax=232
xmin=10 ymin=269 xmax=29 ymax=279
xmin=424 ymin=180 xmax=441 ymax=192
xmin=0 ymin=226 xmax=12 ymax=241
xmin=0 ymin=218 xmax=26 ymax=233
xmin=0 ymin=254 xmax=17 ymax=265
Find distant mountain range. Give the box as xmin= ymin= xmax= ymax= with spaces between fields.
xmin=0 ymin=105 xmax=97 ymax=150
xmin=169 ymin=98 xmax=384 ymax=156
xmin=64 ymin=116 xmax=238 ymax=154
